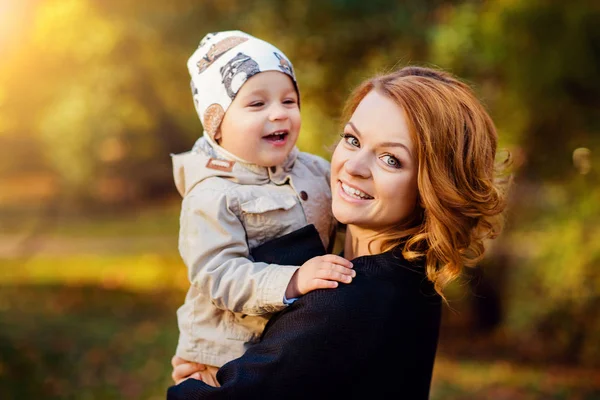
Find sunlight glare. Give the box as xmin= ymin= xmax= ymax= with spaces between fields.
xmin=0 ymin=0 xmax=24 ymax=52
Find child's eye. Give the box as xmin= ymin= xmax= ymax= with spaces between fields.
xmin=249 ymin=101 xmax=264 ymax=107
xmin=340 ymin=133 xmax=360 ymax=148
xmin=380 ymin=154 xmax=402 ymax=169
xmin=283 ymin=99 xmax=297 ymax=105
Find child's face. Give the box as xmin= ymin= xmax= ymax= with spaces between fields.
xmin=217 ymin=71 xmax=301 ymax=167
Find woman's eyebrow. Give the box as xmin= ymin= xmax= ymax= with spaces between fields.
xmin=346 ymin=122 xmax=362 ymax=138
xmin=380 ymin=141 xmax=412 ymax=157
xmin=346 ymin=122 xmax=412 ymax=157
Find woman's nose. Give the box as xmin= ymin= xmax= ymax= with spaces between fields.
xmin=344 ymin=151 xmax=371 ymax=179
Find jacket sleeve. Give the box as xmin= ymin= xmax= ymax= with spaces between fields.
xmin=297 ymin=152 xmax=338 ymax=252
xmin=179 ymin=188 xmax=299 ymax=315
xmin=298 ymin=152 xmax=331 ymax=187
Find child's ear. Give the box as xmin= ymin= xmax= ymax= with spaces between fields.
xmin=214 ymin=128 xmax=222 ymax=142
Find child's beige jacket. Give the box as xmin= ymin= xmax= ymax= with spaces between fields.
xmin=172 ymin=136 xmax=335 ymax=367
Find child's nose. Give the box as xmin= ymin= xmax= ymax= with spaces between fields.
xmin=268 ymin=104 xmax=289 ymax=121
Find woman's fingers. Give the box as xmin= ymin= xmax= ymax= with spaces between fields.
xmin=172 ymin=361 xmax=206 ymax=384
xmin=172 ymin=365 xmax=190 ymax=384
xmin=171 ymin=355 xmax=203 ymax=368
xmin=191 ymin=372 xmax=202 ymax=380
xmin=171 ymin=355 xmax=186 ymax=368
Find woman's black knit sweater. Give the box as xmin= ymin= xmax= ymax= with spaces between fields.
xmin=168 ymin=249 xmax=441 ymax=399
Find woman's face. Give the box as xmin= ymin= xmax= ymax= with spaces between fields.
xmin=331 ymin=90 xmax=418 ymax=231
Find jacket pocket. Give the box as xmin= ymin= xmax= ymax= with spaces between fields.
xmin=240 ymin=195 xmax=304 ymax=247
xmin=240 ymin=195 xmax=297 ymax=214
xmin=225 ymin=311 xmax=267 ymax=343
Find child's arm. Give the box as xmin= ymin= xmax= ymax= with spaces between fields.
xmin=180 ymin=189 xmax=291 ymax=314
xmin=180 ymin=188 xmax=351 ymax=315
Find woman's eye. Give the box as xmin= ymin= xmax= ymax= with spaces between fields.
xmin=381 ymin=155 xmax=401 ymax=169
xmin=341 ymin=134 xmax=360 ymax=147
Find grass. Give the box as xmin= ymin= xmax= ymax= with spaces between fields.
xmin=1 ymin=254 xmax=187 ymax=292
xmin=431 ymin=358 xmax=600 ymax=400
xmin=0 ymin=284 xmax=181 ymax=400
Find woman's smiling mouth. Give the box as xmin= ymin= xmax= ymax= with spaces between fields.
xmin=340 ymin=181 xmax=374 ymax=200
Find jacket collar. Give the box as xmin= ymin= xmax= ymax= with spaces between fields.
xmin=198 ymin=134 xmax=298 ymax=182
xmin=172 ymin=135 xmax=298 ymax=196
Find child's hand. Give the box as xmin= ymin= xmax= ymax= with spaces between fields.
xmin=285 ymin=255 xmax=355 ymax=299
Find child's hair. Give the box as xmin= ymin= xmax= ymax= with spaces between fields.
xmin=187 ymin=30 xmax=298 ymax=138
xmin=341 ymin=66 xmax=510 ymax=299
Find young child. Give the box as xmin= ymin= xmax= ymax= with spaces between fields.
xmin=172 ymin=30 xmax=354 ymax=386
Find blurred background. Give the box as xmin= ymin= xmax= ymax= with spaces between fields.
xmin=1 ymin=0 xmax=599 ymax=399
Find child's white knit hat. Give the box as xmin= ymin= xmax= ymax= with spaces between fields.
xmin=188 ymin=30 xmax=298 ymax=138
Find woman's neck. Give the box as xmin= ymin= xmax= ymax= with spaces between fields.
xmin=344 ymin=225 xmax=386 ymax=260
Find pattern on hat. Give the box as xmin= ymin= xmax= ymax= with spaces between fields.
xmin=197 ymin=36 xmax=248 ymax=74
xmin=187 ymin=30 xmax=298 ymax=139
xmin=203 ymin=104 xmax=225 ymax=138
xmin=275 ymin=52 xmax=294 ymax=76
xmin=220 ymin=53 xmax=260 ymax=100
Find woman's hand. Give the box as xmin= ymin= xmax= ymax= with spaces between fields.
xmin=285 ymin=254 xmax=354 ymax=299
xmin=171 ymin=355 xmax=205 ymax=385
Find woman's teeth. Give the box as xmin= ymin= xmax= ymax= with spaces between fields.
xmin=341 ymin=182 xmax=373 ymax=199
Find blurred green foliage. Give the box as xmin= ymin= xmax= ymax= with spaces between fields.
xmin=0 ymin=285 xmax=180 ymax=399
xmin=1 ymin=0 xmax=599 ymax=397
xmin=3 ymin=0 xmax=598 ymax=194
xmin=430 ymin=0 xmax=600 ymax=179
xmin=504 ymin=173 xmax=600 ymax=367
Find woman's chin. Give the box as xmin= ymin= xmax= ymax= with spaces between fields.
xmin=331 ymin=208 xmax=357 ymax=226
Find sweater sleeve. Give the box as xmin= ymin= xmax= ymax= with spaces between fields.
xmin=167 ymin=276 xmax=383 ymax=399
xmin=167 ymin=294 xmax=345 ymax=399
xmin=179 ymin=189 xmax=299 ymax=315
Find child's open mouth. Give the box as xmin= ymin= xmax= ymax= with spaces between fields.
xmin=263 ymin=130 xmax=289 ymax=144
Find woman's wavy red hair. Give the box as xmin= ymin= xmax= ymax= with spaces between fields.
xmin=341 ymin=66 xmax=510 ymax=299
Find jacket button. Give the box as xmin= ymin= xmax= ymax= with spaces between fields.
xmin=300 ymin=191 xmax=308 ymax=201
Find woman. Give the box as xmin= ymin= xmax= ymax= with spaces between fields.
xmin=168 ymin=66 xmax=508 ymax=399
